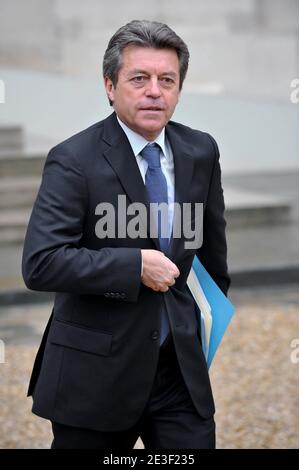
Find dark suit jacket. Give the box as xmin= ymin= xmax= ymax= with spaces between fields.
xmin=22 ymin=112 xmax=230 ymax=432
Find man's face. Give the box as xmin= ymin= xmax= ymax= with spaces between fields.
xmin=104 ymin=45 xmax=181 ymax=140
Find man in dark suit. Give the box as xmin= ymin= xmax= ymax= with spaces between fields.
xmin=22 ymin=20 xmax=230 ymax=449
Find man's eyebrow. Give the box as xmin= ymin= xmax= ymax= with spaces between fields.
xmin=160 ymin=71 xmax=178 ymax=78
xmin=127 ymin=69 xmax=178 ymax=77
xmin=126 ymin=69 xmax=148 ymax=77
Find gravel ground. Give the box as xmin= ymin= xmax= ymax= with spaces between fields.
xmin=0 ymin=284 xmax=298 ymax=449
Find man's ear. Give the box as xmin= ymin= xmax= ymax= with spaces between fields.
xmin=104 ymin=77 xmax=115 ymax=104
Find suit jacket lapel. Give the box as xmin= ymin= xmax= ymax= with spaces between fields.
xmin=165 ymin=124 xmax=195 ymax=262
xmin=102 ymin=112 xmax=160 ymax=250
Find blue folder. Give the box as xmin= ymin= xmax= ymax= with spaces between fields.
xmin=189 ymin=256 xmax=235 ymax=368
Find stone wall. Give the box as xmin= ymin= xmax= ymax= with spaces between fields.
xmin=0 ymin=0 xmax=298 ymax=101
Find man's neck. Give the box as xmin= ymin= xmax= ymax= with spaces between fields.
xmin=116 ymin=115 xmax=164 ymax=142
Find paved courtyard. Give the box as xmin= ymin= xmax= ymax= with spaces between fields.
xmin=0 ymin=284 xmax=298 ymax=449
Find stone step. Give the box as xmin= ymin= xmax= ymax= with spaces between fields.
xmin=0 ymin=126 xmax=24 ymax=150
xmin=0 ymin=209 xmax=31 ymax=245
xmin=0 ymin=177 xmax=40 ymax=209
xmin=0 ymin=152 xmax=45 ymax=177
xmin=224 ymin=186 xmax=292 ymax=228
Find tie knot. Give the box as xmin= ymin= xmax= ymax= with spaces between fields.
xmin=141 ymin=143 xmax=161 ymax=168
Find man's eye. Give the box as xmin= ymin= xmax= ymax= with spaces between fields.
xmin=161 ymin=77 xmax=174 ymax=84
xmin=133 ymin=76 xmax=146 ymax=82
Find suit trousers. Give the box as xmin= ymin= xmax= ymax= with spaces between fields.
xmin=50 ymin=335 xmax=215 ymax=449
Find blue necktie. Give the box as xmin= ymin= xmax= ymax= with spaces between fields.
xmin=141 ymin=143 xmax=170 ymax=345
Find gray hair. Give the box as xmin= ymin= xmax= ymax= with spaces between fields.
xmin=103 ymin=20 xmax=189 ymax=104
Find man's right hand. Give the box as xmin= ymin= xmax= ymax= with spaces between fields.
xmin=141 ymin=249 xmax=180 ymax=292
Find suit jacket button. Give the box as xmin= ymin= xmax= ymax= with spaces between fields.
xmin=151 ymin=330 xmax=159 ymax=341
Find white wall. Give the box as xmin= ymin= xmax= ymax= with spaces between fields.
xmin=0 ymin=0 xmax=299 ymax=101
xmin=1 ymin=69 xmax=298 ymax=174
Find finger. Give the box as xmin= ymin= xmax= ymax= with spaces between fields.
xmin=169 ymin=264 xmax=180 ymax=278
xmin=160 ymin=285 xmax=169 ymax=292
xmin=174 ymin=268 xmax=180 ymax=277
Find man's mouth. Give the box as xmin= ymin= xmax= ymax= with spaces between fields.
xmin=139 ymin=106 xmax=164 ymax=111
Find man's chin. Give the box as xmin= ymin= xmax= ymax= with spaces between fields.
xmin=137 ymin=116 xmax=166 ymax=134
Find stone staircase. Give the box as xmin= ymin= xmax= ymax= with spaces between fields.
xmin=0 ymin=126 xmax=24 ymax=151
xmin=0 ymin=126 xmax=46 ymax=246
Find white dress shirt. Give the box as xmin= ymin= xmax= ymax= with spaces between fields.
xmin=117 ymin=115 xmax=175 ymax=240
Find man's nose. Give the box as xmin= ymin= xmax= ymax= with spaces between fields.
xmin=145 ymin=77 xmax=161 ymax=98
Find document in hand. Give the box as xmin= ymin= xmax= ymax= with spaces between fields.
xmin=187 ymin=256 xmax=235 ymax=368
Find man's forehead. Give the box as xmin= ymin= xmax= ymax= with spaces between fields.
xmin=120 ymin=46 xmax=179 ymax=71
xmin=123 ymin=44 xmax=177 ymax=54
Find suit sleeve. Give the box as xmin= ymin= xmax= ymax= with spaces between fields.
xmin=197 ymin=135 xmax=231 ymax=296
xmin=22 ymin=145 xmax=142 ymax=302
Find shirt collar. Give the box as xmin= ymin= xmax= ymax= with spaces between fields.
xmin=116 ymin=115 xmax=169 ymax=161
